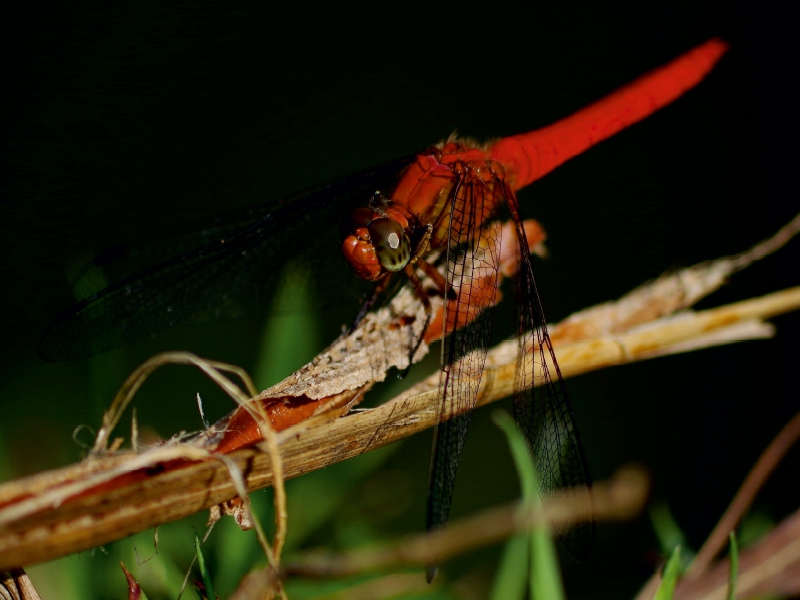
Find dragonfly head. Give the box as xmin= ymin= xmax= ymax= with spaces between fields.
xmin=341 ymin=207 xmax=411 ymax=281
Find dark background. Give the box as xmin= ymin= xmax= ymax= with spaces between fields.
xmin=1 ymin=0 xmax=798 ymax=598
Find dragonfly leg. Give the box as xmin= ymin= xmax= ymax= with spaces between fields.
xmin=397 ymin=308 xmax=431 ymax=380
xmin=368 ymin=190 xmax=390 ymax=215
xmin=416 ymin=258 xmax=456 ymax=300
xmin=349 ymin=275 xmax=392 ymax=332
xmin=403 ymin=263 xmax=432 ymax=313
xmin=411 ymin=223 xmax=434 ymax=264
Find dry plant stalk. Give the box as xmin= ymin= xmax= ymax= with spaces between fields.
xmin=281 ymin=465 xmax=649 ymax=578
xmin=688 ymin=409 xmax=800 ymax=577
xmin=0 ymin=214 xmax=798 ymax=571
xmin=634 ymin=407 xmax=800 ymax=600
xmin=0 ymin=569 xmax=41 ymax=600
xmin=228 ymin=466 xmax=649 ymax=599
xmin=673 ymin=507 xmax=800 ymax=599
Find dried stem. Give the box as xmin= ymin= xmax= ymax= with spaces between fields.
xmin=688 ymin=408 xmax=800 ymax=577
xmin=0 ymin=286 xmax=797 ymax=570
xmin=0 ymin=568 xmax=42 ymax=600
xmin=0 ymin=217 xmax=798 ymax=571
xmin=282 ymin=466 xmax=648 ymax=578
xmin=92 ymin=352 xmax=288 ymax=587
xmin=92 ymin=352 xmax=259 ymax=455
xmin=673 ymin=507 xmax=800 ymax=599
xmin=229 ymin=466 xmax=648 ymax=600
xmin=634 ymin=408 xmax=800 ymax=600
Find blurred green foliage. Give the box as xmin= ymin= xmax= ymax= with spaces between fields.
xmin=653 ymin=546 xmax=682 ymax=600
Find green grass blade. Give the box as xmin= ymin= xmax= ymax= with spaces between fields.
xmin=493 ymin=411 xmax=537 ymax=499
xmin=493 ymin=410 xmax=564 ymax=600
xmin=489 ymin=533 xmax=529 ymax=600
xmin=726 ymin=531 xmax=739 ymax=600
xmin=654 ymin=545 xmax=682 ymax=600
xmin=194 ymin=532 xmax=215 ymax=600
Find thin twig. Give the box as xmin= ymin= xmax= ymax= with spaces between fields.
xmin=92 ymin=352 xmax=259 ymax=455
xmin=634 ymin=409 xmax=800 ymax=600
xmin=673 ymin=508 xmax=800 ymax=599
xmin=91 ymin=352 xmax=287 ymax=593
xmin=688 ymin=408 xmax=800 ymax=577
xmin=281 ymin=466 xmax=648 ymax=579
xmin=0 ymin=568 xmax=42 ymax=600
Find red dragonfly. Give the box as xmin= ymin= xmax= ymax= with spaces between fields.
xmin=40 ymin=39 xmax=728 ymax=563
xmin=340 ymin=38 xmax=728 ymax=561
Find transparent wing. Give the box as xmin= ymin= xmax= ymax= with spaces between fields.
xmin=427 ymin=171 xmax=502 ymax=533
xmin=506 ymin=183 xmax=595 ymax=560
xmin=39 ymin=155 xmax=417 ymax=361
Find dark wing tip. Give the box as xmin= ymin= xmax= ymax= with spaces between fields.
xmin=425 ymin=564 xmax=437 ymax=583
xmin=561 ymin=519 xmax=596 ymax=562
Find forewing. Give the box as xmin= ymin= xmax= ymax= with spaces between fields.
xmin=427 ymin=173 xmax=502 ymax=532
xmin=505 ymin=185 xmax=595 ymax=560
xmin=39 ymin=155 xmax=417 ymax=361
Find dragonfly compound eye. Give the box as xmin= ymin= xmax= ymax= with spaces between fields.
xmin=369 ymin=217 xmax=411 ymax=272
